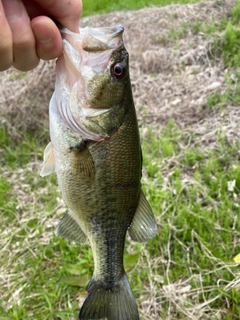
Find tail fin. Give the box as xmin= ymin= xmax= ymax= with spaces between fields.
xmin=79 ymin=273 xmax=139 ymax=320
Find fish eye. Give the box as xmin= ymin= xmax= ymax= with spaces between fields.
xmin=111 ymin=62 xmax=125 ymax=79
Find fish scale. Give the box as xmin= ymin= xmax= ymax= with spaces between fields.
xmin=40 ymin=24 xmax=157 ymax=320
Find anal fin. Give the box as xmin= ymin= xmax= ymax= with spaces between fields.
xmin=56 ymin=210 xmax=87 ymax=244
xmin=128 ymin=190 xmax=157 ymax=242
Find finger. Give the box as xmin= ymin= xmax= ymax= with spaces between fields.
xmin=27 ymin=0 xmax=82 ymax=32
xmin=0 ymin=1 xmax=13 ymax=71
xmin=2 ymin=0 xmax=39 ymax=71
xmin=31 ymin=16 xmax=62 ymax=60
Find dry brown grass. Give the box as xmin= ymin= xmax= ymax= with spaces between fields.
xmin=0 ymin=0 xmax=238 ymax=143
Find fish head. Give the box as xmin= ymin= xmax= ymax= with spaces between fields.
xmin=53 ymin=25 xmax=132 ymax=141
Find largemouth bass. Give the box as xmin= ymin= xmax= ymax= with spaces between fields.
xmin=41 ymin=24 xmax=157 ymax=320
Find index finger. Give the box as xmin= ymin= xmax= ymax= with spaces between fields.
xmin=24 ymin=0 xmax=82 ymax=32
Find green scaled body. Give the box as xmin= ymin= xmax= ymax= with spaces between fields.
xmin=41 ymin=25 xmax=157 ymax=320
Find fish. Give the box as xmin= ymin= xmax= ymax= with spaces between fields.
xmin=40 ymin=24 xmax=157 ymax=320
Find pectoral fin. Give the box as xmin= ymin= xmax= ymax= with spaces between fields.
xmin=40 ymin=142 xmax=55 ymax=177
xmin=56 ymin=210 xmax=87 ymax=244
xmin=128 ymin=191 xmax=157 ymax=242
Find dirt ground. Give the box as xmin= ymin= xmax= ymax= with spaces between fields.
xmin=0 ymin=0 xmax=238 ymax=146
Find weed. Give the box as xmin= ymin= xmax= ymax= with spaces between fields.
xmin=204 ymin=0 xmax=240 ymax=108
xmin=209 ymin=0 xmax=240 ymax=68
xmin=232 ymin=0 xmax=240 ymax=25
xmin=206 ymin=92 xmax=228 ymax=107
xmin=222 ymin=22 xmax=240 ymax=67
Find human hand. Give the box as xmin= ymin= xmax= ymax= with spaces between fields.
xmin=0 ymin=0 xmax=82 ymax=71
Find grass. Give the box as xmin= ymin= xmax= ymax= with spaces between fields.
xmin=82 ymin=0 xmax=200 ymax=16
xmin=205 ymin=0 xmax=240 ymax=107
xmin=158 ymin=0 xmax=240 ymax=108
xmin=1 ymin=0 xmax=240 ymax=319
xmin=139 ymin=123 xmax=240 ymax=318
xmin=1 ymin=120 xmax=240 ymax=319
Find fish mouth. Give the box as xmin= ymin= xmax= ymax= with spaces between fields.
xmin=59 ymin=24 xmax=124 ymax=74
xmin=60 ymin=25 xmax=124 ymax=52
xmin=82 ymin=25 xmax=124 ymax=52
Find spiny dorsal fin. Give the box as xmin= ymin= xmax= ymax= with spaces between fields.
xmin=56 ymin=210 xmax=87 ymax=244
xmin=128 ymin=190 xmax=157 ymax=242
xmin=40 ymin=142 xmax=55 ymax=177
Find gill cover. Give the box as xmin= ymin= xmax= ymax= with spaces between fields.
xmin=54 ymin=25 xmax=126 ymax=141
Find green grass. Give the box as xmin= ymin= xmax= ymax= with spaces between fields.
xmin=214 ymin=1 xmax=240 ymax=67
xmin=1 ymin=120 xmax=240 ymax=319
xmin=0 ymin=127 xmax=46 ymax=169
xmin=212 ymin=20 xmax=240 ymax=68
xmin=82 ymin=0 xmax=200 ymax=16
xmin=205 ymin=1 xmax=240 ymax=108
xmin=169 ymin=0 xmax=240 ymax=108
xmin=158 ymin=0 xmax=240 ymax=71
xmin=140 ymin=124 xmax=240 ymax=318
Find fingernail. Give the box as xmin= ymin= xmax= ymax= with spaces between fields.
xmin=38 ymin=30 xmax=55 ymax=44
xmin=2 ymin=0 xmax=24 ymax=22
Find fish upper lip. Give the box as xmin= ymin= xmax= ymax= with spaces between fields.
xmin=60 ymin=25 xmax=124 ymax=52
xmin=85 ymin=24 xmax=124 ymax=40
xmin=61 ymin=24 xmax=124 ymax=39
